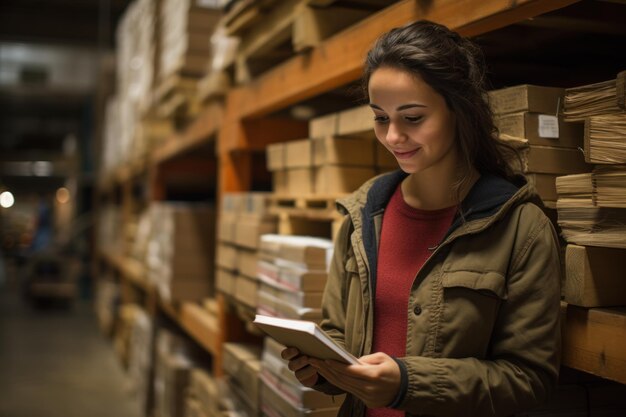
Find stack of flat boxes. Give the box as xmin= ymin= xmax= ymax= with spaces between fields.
xmin=94 ymin=276 xmax=119 ymax=336
xmin=146 ymin=203 xmax=216 ymax=303
xmin=490 ymin=85 xmax=591 ymax=207
xmin=220 ymin=343 xmax=263 ymax=417
xmin=216 ymin=193 xmax=278 ymax=311
xmin=257 ymin=234 xmax=332 ymax=322
xmin=553 ymin=73 xmax=626 ymax=309
xmin=126 ymin=306 xmax=153 ymax=412
xmin=159 ymin=0 xmax=221 ymax=80
xmin=267 ymin=105 xmax=397 ymax=196
xmin=260 ymin=337 xmax=344 ymax=417
xmin=154 ymin=329 xmax=210 ymax=417
xmin=184 ymin=368 xmax=222 ymax=417
xmin=113 ymin=0 xmax=159 ymax=164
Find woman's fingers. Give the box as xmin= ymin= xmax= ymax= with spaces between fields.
xmin=281 ymin=347 xmax=300 ymax=360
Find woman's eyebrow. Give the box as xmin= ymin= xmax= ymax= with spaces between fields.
xmin=369 ymin=103 xmax=427 ymax=111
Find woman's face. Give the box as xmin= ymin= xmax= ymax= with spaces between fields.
xmin=368 ymin=67 xmax=457 ymax=175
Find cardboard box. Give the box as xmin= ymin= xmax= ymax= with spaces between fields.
xmin=234 ymin=215 xmax=278 ymax=250
xmin=309 ymin=112 xmax=338 ymax=138
xmin=234 ymin=274 xmax=258 ymax=308
xmin=189 ymin=369 xmax=220 ymax=417
xmin=215 ymin=267 xmax=236 ymax=296
xmin=221 ymin=194 xmax=247 ymax=214
xmin=489 ymin=85 xmax=564 ymax=115
xmin=243 ymin=192 xmax=272 ymax=216
xmin=163 ymin=254 xmax=214 ymax=277
xmin=312 ymin=136 xmax=374 ymax=167
xmin=266 ymin=142 xmax=286 ymax=171
xmin=260 ymin=377 xmax=339 ymax=417
xmin=277 ymin=236 xmax=333 ymax=267
xmin=337 ymin=105 xmax=375 ymax=136
xmin=216 ymin=243 xmax=238 ymax=271
xmin=564 ymin=245 xmax=626 ymax=307
xmin=260 ymin=281 xmax=323 ymax=308
xmin=237 ymin=248 xmax=259 ymax=279
xmin=161 ymin=279 xmax=213 ymax=302
xmin=217 ymin=213 xmax=237 ymax=243
xmin=523 ymin=146 xmax=590 ymax=175
xmin=279 ymin=267 xmax=328 ymax=292
xmin=222 ymin=343 xmax=262 ymax=408
xmin=526 ymin=173 xmax=558 ymax=202
xmin=286 ymin=168 xmax=315 ymax=195
xmin=375 ymin=140 xmax=397 ymax=169
xmin=495 ymin=112 xmax=583 ymax=148
xmin=271 ymin=170 xmax=287 ymax=194
xmin=315 ymin=165 xmax=375 ymax=194
xmin=284 ymin=139 xmax=313 ymax=168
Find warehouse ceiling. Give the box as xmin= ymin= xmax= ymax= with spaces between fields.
xmin=0 ymin=0 xmax=131 ymax=194
xmin=0 ymin=0 xmax=131 ymax=46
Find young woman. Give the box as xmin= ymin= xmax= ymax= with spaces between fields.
xmin=282 ymin=20 xmax=561 ymax=417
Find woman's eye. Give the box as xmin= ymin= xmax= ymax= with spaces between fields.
xmin=374 ymin=115 xmax=389 ymax=124
xmin=404 ymin=116 xmax=423 ymax=123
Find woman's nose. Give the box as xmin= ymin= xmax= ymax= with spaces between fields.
xmin=385 ymin=122 xmax=406 ymax=145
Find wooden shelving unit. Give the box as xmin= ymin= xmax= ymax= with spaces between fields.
xmin=94 ymin=0 xmax=626 ymax=404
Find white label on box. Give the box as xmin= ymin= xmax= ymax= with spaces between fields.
xmin=538 ymin=115 xmax=559 ymax=138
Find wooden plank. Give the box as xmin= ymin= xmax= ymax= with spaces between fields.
xmin=219 ymin=117 xmax=308 ymax=155
xmin=152 ymin=101 xmax=223 ymax=165
xmin=564 ymin=244 xmax=626 ymax=307
xmin=221 ymin=0 xmax=580 ymax=122
xmin=562 ymin=306 xmax=626 ymax=385
xmin=180 ymin=303 xmax=221 ymax=356
xmin=292 ymin=3 xmax=371 ymax=52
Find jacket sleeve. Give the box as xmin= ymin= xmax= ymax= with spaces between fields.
xmin=396 ymin=215 xmax=562 ymax=416
xmin=313 ymin=216 xmax=352 ymax=396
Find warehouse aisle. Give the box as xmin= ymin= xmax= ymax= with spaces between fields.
xmin=0 ymin=285 xmax=142 ymax=417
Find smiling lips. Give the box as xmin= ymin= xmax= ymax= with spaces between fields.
xmin=393 ymin=148 xmax=421 ymax=159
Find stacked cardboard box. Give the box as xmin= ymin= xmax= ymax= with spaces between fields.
xmin=219 ymin=343 xmax=263 ymax=417
xmin=159 ymin=0 xmax=221 ymax=80
xmin=126 ymin=306 xmax=154 ymax=412
xmin=185 ymin=368 xmax=222 ymax=417
xmin=257 ymin=234 xmax=333 ymax=322
xmin=155 ymin=329 xmax=210 ymax=417
xmin=97 ymin=205 xmax=122 ymax=251
xmin=555 ymin=74 xmax=626 ymax=310
xmin=146 ymin=203 xmax=216 ymax=303
xmin=94 ymin=277 xmax=119 ymax=336
xmin=266 ymin=104 xmax=398 ymax=196
xmin=260 ymin=338 xmax=343 ymax=417
xmin=490 ymin=84 xmax=590 ymax=206
xmin=216 ymin=193 xmax=278 ymax=311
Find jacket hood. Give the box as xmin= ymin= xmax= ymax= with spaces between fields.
xmin=337 ymin=169 xmax=539 ymax=236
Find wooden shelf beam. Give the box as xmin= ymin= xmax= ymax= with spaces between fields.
xmin=220 ymin=0 xmax=580 ymax=124
xmin=562 ymin=305 xmax=626 ymax=385
xmin=152 ymin=101 xmax=223 ymax=165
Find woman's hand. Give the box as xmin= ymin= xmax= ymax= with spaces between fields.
xmin=281 ymin=347 xmax=319 ymax=387
xmin=308 ymin=352 xmax=401 ymax=409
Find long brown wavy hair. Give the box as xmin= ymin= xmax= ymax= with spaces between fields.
xmin=363 ymin=20 xmax=519 ymax=199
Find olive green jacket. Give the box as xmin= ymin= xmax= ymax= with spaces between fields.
xmin=316 ymin=171 xmax=561 ymax=417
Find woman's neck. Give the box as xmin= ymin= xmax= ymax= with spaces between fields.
xmin=401 ymin=157 xmax=479 ymax=211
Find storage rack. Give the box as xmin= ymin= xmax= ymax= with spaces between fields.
xmin=94 ymin=0 xmax=626 ymax=410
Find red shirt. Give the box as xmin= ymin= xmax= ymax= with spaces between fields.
xmin=367 ymin=184 xmax=456 ymax=416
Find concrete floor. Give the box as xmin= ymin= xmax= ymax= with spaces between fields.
xmin=0 ymin=284 xmax=143 ymax=417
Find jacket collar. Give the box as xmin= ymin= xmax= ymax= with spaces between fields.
xmin=338 ymin=169 xmax=530 ymax=233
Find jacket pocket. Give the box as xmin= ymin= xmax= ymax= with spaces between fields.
xmin=437 ymin=270 xmax=507 ymax=358
xmin=442 ymin=270 xmax=507 ymax=300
